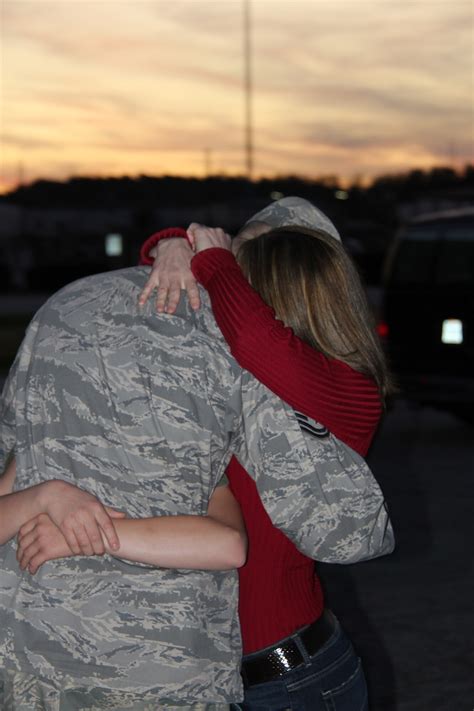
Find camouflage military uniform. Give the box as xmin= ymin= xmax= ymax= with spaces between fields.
xmin=0 ymin=268 xmax=393 ymax=709
xmin=241 ymin=195 xmax=341 ymax=241
xmin=0 ymin=668 xmax=226 ymax=710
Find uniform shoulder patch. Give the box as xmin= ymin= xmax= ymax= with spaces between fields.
xmin=294 ymin=411 xmax=330 ymax=438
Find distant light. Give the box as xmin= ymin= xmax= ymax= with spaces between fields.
xmin=441 ymin=319 xmax=463 ymax=344
xmin=270 ymin=191 xmax=284 ymax=200
xmin=376 ymin=321 xmax=389 ymax=338
xmin=335 ymin=190 xmax=349 ymax=200
xmin=105 ymin=233 xmax=123 ymax=257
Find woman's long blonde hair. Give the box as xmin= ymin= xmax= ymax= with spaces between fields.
xmin=236 ymin=226 xmax=393 ymax=400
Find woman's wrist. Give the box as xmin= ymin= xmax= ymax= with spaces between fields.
xmin=191 ymin=248 xmax=239 ymax=287
xmin=37 ymin=479 xmax=66 ymax=514
xmin=35 ymin=479 xmax=55 ymax=514
xmin=139 ymin=227 xmax=190 ymax=265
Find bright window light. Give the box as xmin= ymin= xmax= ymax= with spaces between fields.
xmin=441 ymin=319 xmax=463 ymax=344
xmin=105 ymin=233 xmax=123 ymax=256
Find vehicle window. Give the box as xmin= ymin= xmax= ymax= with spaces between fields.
xmin=390 ymin=228 xmax=438 ymax=285
xmin=436 ymin=226 xmax=474 ymax=285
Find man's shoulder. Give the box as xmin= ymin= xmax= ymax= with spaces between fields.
xmin=34 ymin=267 xmax=187 ymax=327
xmin=33 ymin=268 xmax=230 ymax=350
xmin=41 ymin=268 xmax=215 ymax=320
xmin=42 ymin=267 xmax=148 ymax=309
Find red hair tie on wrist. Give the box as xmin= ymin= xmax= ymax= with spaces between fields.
xmin=139 ymin=227 xmax=190 ymax=265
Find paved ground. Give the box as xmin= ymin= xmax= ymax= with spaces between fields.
xmin=320 ymin=399 xmax=474 ymax=711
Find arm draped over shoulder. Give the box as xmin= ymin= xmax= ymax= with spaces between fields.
xmin=192 ymin=247 xmax=382 ymax=457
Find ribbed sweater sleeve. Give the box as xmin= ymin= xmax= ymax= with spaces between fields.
xmin=192 ymin=248 xmax=382 ymax=455
xmin=139 ymin=228 xmax=190 ymax=265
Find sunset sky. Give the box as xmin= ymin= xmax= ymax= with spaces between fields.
xmin=1 ymin=0 xmax=473 ymax=193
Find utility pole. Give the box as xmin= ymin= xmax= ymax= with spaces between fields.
xmin=243 ymin=0 xmax=253 ymax=180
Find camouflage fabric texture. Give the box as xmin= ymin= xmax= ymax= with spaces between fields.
xmin=242 ymin=196 xmax=341 ymax=241
xmin=235 ymin=378 xmax=394 ymax=564
xmin=0 ymin=267 xmax=393 ymax=707
xmin=0 ymin=668 xmax=229 ymax=710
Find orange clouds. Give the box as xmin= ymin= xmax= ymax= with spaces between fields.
xmin=1 ymin=0 xmax=472 ymax=191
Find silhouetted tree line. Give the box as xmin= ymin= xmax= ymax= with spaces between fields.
xmin=3 ymin=164 xmax=473 ymax=225
xmin=1 ymin=165 xmax=472 ymax=290
xmin=4 ymin=175 xmax=336 ymax=209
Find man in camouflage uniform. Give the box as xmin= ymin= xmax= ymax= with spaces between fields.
xmin=0 ymin=205 xmax=392 ymax=709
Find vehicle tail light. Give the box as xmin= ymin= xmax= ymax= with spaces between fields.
xmin=376 ymin=321 xmax=389 ymax=339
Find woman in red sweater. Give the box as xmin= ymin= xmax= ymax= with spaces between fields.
xmin=139 ymin=197 xmax=392 ymax=711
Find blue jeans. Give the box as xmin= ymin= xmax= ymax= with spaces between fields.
xmin=230 ymin=619 xmax=368 ymax=711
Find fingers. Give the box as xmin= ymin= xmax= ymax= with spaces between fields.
xmin=142 ymin=278 xmax=180 ymax=314
xmin=187 ymin=222 xmax=202 ymax=240
xmin=27 ymin=555 xmax=44 ymax=576
xmin=93 ymin=509 xmax=120 ymax=551
xmin=17 ymin=510 xmax=117 ymax=574
xmin=60 ymin=523 xmax=82 ymax=556
xmin=17 ymin=528 xmax=38 ymax=568
xmin=139 ymin=236 xmax=197 ymax=313
xmin=16 ymin=524 xmax=53 ymax=574
xmin=64 ymin=508 xmax=117 ymax=555
xmin=18 ymin=517 xmax=38 ymax=538
xmin=139 ymin=273 xmax=159 ymax=307
xmin=21 ymin=544 xmax=48 ymax=576
xmin=18 ymin=542 xmax=41 ymax=572
xmin=73 ymin=521 xmax=103 ymax=556
xmin=186 ymin=223 xmax=204 ymax=251
xmin=153 ymin=279 xmax=195 ymax=314
xmin=191 ymin=225 xmax=232 ymax=253
xmin=164 ymin=282 xmax=182 ymax=314
xmin=184 ymin=278 xmax=200 ymax=311
xmin=155 ymin=283 xmax=173 ymax=314
xmin=18 ymin=539 xmax=40 ymax=571
xmin=186 ymin=230 xmax=195 ymax=249
xmin=105 ymin=507 xmax=127 ymax=519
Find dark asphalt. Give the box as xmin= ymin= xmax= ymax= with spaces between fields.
xmin=319 ymin=399 xmax=474 ymax=711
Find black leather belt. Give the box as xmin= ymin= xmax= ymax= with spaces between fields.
xmin=241 ymin=610 xmax=336 ymax=688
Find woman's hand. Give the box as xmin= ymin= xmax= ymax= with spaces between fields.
xmin=187 ymin=224 xmax=232 ymax=254
xmin=40 ymin=480 xmax=126 ymax=556
xmin=17 ymin=514 xmax=75 ymax=574
xmin=138 ymin=238 xmax=200 ymax=314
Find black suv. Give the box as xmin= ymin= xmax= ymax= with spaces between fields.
xmin=382 ymin=207 xmax=474 ymax=423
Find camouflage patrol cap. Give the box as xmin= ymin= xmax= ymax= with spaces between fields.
xmin=245 ymin=196 xmax=341 ymax=242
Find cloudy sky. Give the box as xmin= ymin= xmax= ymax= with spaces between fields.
xmin=1 ymin=0 xmax=472 ymax=192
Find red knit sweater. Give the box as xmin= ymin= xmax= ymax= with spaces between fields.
xmin=191 ymin=249 xmax=381 ymax=454
xmin=191 ymin=248 xmax=381 ymax=654
xmin=141 ymin=238 xmax=382 ymax=654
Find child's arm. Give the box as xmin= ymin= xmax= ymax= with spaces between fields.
xmin=17 ymin=484 xmax=247 ymax=574
xmin=0 ymin=457 xmax=123 ymax=552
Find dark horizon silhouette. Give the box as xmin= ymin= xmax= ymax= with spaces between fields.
xmin=2 ymin=164 xmax=473 ymax=209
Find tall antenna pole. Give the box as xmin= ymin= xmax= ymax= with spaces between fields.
xmin=243 ymin=0 xmax=253 ymax=180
